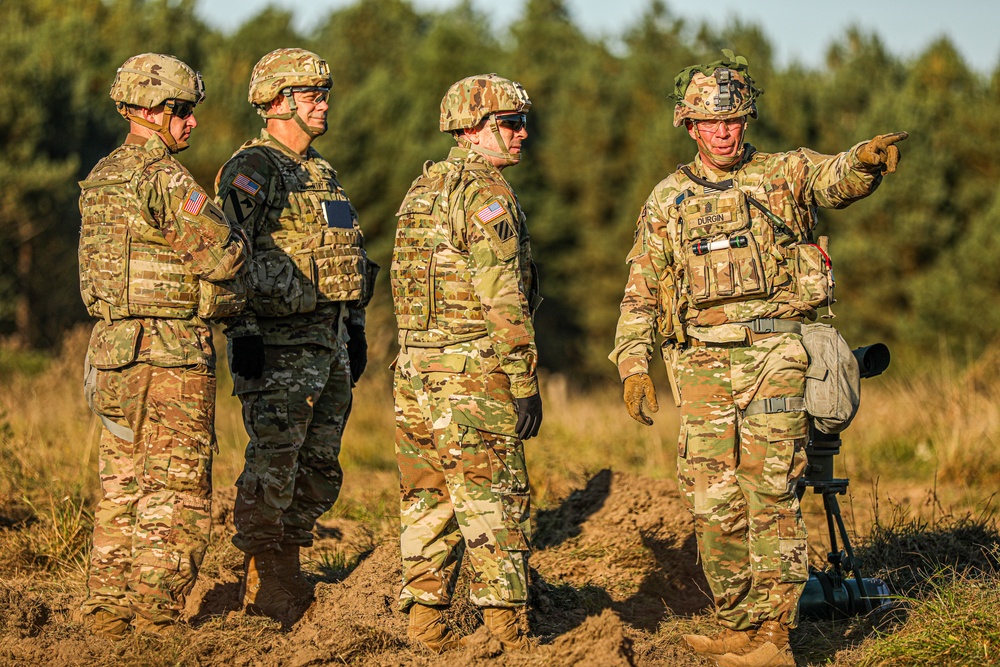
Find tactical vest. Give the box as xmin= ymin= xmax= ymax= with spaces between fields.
xmin=79 ymin=145 xmax=244 ymax=321
xmin=391 ymin=158 xmax=502 ymax=344
xmin=668 ymin=160 xmax=833 ymax=328
xmin=238 ymin=139 xmax=369 ymax=318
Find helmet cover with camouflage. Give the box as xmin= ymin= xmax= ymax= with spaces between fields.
xmin=249 ymin=48 xmax=332 ymax=138
xmin=670 ymin=49 xmax=762 ymax=128
xmin=440 ymin=73 xmax=531 ymax=165
xmin=110 ymin=53 xmax=205 ymax=152
xmin=439 ymin=73 xmax=531 ymax=132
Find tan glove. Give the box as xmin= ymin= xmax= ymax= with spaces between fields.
xmin=857 ymin=131 xmax=909 ymax=173
xmin=623 ymin=373 xmax=659 ymax=426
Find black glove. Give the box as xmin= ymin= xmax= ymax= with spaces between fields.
xmin=230 ymin=335 xmax=265 ymax=380
xmin=346 ymin=323 xmax=367 ymax=384
xmin=514 ymin=393 xmax=543 ymax=441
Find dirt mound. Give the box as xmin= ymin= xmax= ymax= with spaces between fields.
xmin=531 ymin=469 xmax=710 ymax=628
xmin=0 ymin=583 xmax=49 ymax=638
xmin=0 ymin=470 xmax=706 ymax=667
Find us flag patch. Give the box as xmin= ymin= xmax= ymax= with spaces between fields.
xmin=233 ymin=173 xmax=262 ymax=196
xmin=182 ymin=189 xmax=207 ymax=215
xmin=476 ymin=201 xmax=505 ymax=224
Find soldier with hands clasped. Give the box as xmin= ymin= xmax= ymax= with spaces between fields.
xmin=78 ymin=53 xmax=247 ymax=638
xmin=610 ymin=51 xmax=906 ymax=667
xmin=391 ymin=74 xmax=542 ymax=653
xmin=216 ymin=48 xmax=376 ymax=626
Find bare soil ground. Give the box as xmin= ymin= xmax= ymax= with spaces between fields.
xmin=0 ymin=470 xmax=898 ymax=667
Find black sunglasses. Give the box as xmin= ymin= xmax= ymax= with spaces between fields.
xmin=168 ymin=100 xmax=196 ymax=119
xmin=494 ymin=113 xmax=527 ymax=132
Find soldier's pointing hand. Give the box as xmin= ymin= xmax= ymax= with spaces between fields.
xmin=858 ymin=131 xmax=909 ymax=174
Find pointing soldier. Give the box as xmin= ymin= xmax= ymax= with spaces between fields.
xmin=215 ymin=48 xmax=376 ymax=625
xmin=609 ymin=51 xmax=906 ymax=667
xmin=78 ymin=53 xmax=247 ymax=637
xmin=391 ymin=74 xmax=543 ymax=653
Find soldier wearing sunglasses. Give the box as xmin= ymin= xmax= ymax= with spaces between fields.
xmin=78 ymin=53 xmax=247 ymax=638
xmin=390 ymin=74 xmax=542 ymax=653
xmin=215 ymin=48 xmax=376 ymax=626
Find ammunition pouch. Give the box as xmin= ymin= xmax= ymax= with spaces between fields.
xmin=679 ymin=188 xmax=769 ymax=308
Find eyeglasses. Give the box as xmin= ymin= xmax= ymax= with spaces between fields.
xmin=288 ymin=87 xmax=330 ymax=104
xmin=695 ymin=118 xmax=745 ymax=133
xmin=494 ymin=113 xmax=527 ymax=132
xmin=168 ymin=100 xmax=195 ymax=119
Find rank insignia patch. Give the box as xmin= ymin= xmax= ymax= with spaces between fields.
xmin=182 ymin=189 xmax=207 ymax=215
xmin=233 ymin=173 xmax=262 ymax=196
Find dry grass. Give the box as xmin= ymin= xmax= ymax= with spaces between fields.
xmin=3 ymin=325 xmax=1000 ymax=666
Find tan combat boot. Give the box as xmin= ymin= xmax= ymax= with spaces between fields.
xmin=714 ymin=621 xmax=794 ymax=667
xmin=274 ymin=544 xmax=314 ymax=605
xmin=482 ymin=607 xmax=530 ymax=651
xmin=242 ymin=551 xmax=301 ymax=625
xmin=682 ymin=626 xmax=756 ymax=655
xmin=407 ymin=603 xmax=463 ymax=653
xmin=133 ymin=615 xmax=184 ymax=638
xmin=85 ymin=609 xmax=130 ymax=639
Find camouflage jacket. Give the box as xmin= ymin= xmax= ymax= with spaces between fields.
xmin=392 ymin=146 xmax=539 ymax=398
xmin=610 ymin=142 xmax=883 ymax=381
xmin=216 ymin=129 xmax=369 ymax=348
xmin=80 ymin=133 xmax=247 ymax=370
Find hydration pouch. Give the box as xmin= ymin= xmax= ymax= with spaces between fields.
xmin=801 ymin=323 xmax=860 ymax=434
xmin=680 ymin=189 xmax=768 ymax=307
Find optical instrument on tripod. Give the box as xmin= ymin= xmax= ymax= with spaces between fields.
xmin=797 ymin=343 xmax=892 ymax=619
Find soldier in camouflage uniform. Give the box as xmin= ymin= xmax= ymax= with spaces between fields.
xmin=609 ymin=51 xmax=907 ymax=667
xmin=215 ymin=48 xmax=375 ymax=625
xmin=391 ymin=74 xmax=543 ymax=653
xmin=78 ymin=53 xmax=248 ymax=638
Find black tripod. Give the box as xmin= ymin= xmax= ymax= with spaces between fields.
xmin=796 ymin=342 xmax=892 ymax=617
xmin=796 ymin=427 xmax=879 ymax=615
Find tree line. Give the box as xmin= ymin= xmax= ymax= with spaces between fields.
xmin=3 ymin=0 xmax=999 ymax=380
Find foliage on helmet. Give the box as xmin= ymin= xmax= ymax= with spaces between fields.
xmin=109 ymin=53 xmax=205 ymax=109
xmin=671 ymin=49 xmax=762 ymax=127
xmin=248 ymin=48 xmax=332 ymax=106
xmin=439 ymin=73 xmax=531 ymax=133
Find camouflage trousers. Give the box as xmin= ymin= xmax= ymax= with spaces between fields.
xmin=393 ymin=342 xmax=531 ymax=611
xmin=231 ymin=342 xmax=352 ymax=554
xmin=674 ymin=332 xmax=809 ymax=630
xmin=82 ymin=361 xmax=215 ymax=624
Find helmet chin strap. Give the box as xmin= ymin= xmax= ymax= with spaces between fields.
xmin=692 ymin=121 xmax=746 ymax=170
xmin=119 ymin=102 xmax=188 ymax=153
xmin=466 ymin=115 xmax=520 ymax=165
xmin=261 ymin=90 xmax=327 ymax=138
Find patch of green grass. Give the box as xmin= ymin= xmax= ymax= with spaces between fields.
xmin=857 ymin=575 xmax=1000 ymax=667
xmin=0 ymin=347 xmax=51 ymax=379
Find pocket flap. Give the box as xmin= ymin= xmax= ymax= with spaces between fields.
xmin=804 ymin=364 xmax=827 ymax=381
xmin=89 ymin=321 xmax=142 ymax=369
xmin=411 ymin=352 xmax=466 ymax=374
xmin=450 ymin=395 xmax=518 ymax=436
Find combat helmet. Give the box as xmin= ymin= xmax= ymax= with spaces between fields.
xmin=110 ymin=53 xmax=205 ymax=152
xmin=249 ymin=48 xmax=332 ymax=138
xmin=671 ymin=49 xmax=762 ymax=128
xmin=440 ymin=73 xmax=531 ymax=165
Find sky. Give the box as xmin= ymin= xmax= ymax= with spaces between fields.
xmin=196 ymin=0 xmax=999 ymax=73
